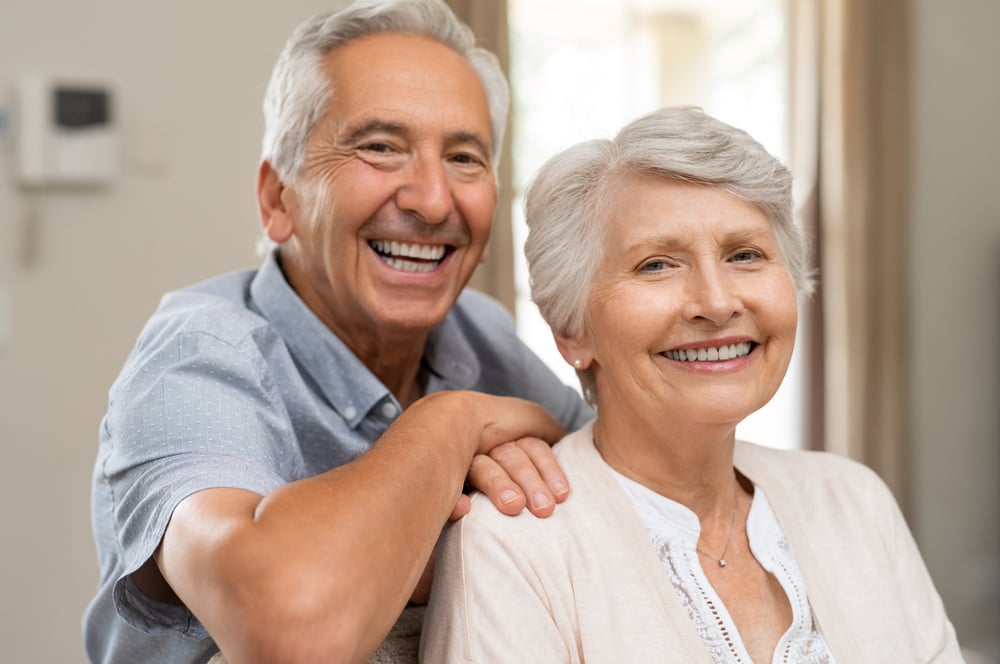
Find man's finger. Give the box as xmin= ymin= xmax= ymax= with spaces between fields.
xmin=467 ymin=453 xmax=527 ymax=516
xmin=488 ymin=442 xmax=556 ymax=518
xmin=514 ymin=436 xmax=570 ymax=504
xmin=449 ymin=493 xmax=471 ymax=521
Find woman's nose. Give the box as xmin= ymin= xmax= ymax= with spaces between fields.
xmin=682 ymin=264 xmax=743 ymax=325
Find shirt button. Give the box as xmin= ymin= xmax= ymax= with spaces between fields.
xmin=344 ymin=406 xmax=358 ymax=420
xmin=381 ymin=402 xmax=398 ymax=418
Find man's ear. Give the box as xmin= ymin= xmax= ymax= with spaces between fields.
xmin=256 ymin=161 xmax=294 ymax=244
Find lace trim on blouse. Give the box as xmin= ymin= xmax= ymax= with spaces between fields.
xmin=612 ymin=471 xmax=836 ymax=664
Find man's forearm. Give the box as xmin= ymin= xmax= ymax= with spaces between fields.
xmin=158 ymin=391 xmax=562 ymax=663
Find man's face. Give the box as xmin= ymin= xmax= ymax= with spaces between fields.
xmin=275 ymin=32 xmax=497 ymax=353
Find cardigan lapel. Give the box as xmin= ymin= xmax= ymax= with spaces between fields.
xmin=733 ymin=442 xmax=865 ymax=663
xmin=564 ymin=426 xmax=716 ymax=664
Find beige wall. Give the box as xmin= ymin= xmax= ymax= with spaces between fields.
xmin=0 ymin=1 xmax=334 ymax=660
xmin=0 ymin=0 xmax=996 ymax=661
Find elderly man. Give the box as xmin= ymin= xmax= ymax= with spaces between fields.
xmin=83 ymin=1 xmax=590 ymax=662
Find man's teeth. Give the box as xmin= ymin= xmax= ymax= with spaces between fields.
xmin=370 ymin=240 xmax=446 ymax=260
xmin=370 ymin=240 xmax=446 ymax=273
xmin=382 ymin=257 xmax=438 ymax=273
xmin=664 ymin=342 xmax=753 ymax=362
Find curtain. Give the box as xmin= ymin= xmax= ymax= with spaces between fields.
xmin=789 ymin=0 xmax=912 ymax=506
xmin=446 ymin=0 xmax=517 ymax=315
xmin=451 ymin=0 xmax=914 ymax=506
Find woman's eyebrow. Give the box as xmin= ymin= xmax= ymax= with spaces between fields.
xmin=625 ymin=233 xmax=685 ymax=251
xmin=623 ymin=226 xmax=769 ymax=251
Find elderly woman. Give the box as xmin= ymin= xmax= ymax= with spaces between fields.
xmin=421 ymin=107 xmax=962 ymax=663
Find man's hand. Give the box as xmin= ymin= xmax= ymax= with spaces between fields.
xmin=436 ymin=393 xmax=570 ymax=520
xmin=464 ymin=436 xmax=570 ymax=517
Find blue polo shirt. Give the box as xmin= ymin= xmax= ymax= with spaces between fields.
xmin=84 ymin=251 xmax=591 ymax=663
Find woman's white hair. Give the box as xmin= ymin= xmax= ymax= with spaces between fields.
xmin=525 ymin=105 xmax=813 ymax=367
xmin=260 ymin=0 xmax=509 ymax=186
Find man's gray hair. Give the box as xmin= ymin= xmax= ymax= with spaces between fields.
xmin=525 ymin=105 xmax=813 ymax=346
xmin=261 ymin=0 xmax=509 ymax=186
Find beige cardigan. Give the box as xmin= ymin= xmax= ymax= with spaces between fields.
xmin=421 ymin=423 xmax=963 ymax=663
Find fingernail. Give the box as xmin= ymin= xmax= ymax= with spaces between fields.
xmin=551 ymin=480 xmax=568 ymax=495
xmin=533 ymin=492 xmax=553 ymax=509
xmin=500 ymin=489 xmax=519 ymax=505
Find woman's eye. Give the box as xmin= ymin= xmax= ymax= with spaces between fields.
xmin=640 ymin=259 xmax=669 ymax=272
xmin=731 ymin=249 xmax=763 ymax=263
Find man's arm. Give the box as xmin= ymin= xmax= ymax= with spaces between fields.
xmin=154 ymin=390 xmax=565 ymax=664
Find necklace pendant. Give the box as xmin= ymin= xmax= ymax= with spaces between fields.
xmin=718 ymin=559 xmax=727 ymax=568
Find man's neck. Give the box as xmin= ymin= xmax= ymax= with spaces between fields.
xmin=350 ymin=332 xmax=429 ymax=409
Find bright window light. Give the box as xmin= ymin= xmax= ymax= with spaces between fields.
xmin=509 ymin=0 xmax=801 ymax=450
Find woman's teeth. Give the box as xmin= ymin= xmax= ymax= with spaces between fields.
xmin=664 ymin=342 xmax=753 ymax=362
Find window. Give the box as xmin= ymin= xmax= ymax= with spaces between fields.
xmin=509 ymin=0 xmax=802 ymax=449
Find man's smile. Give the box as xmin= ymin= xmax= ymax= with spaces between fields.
xmin=369 ymin=239 xmax=451 ymax=273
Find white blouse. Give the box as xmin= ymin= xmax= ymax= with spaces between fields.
xmin=613 ymin=471 xmax=837 ymax=664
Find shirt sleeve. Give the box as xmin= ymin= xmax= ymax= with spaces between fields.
xmin=98 ymin=325 xmax=299 ymax=636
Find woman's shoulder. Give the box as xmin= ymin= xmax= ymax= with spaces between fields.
xmin=457 ymin=427 xmax=604 ymax=541
xmin=737 ymin=440 xmax=879 ymax=478
xmin=736 ymin=441 xmax=896 ymax=511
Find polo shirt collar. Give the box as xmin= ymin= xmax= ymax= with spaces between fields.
xmin=423 ymin=294 xmax=481 ymax=390
xmin=249 ymin=251 xmax=480 ymax=426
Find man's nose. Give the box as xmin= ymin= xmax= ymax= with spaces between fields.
xmin=395 ymin=156 xmax=452 ymax=224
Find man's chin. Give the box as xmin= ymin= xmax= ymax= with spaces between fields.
xmin=370 ymin=299 xmax=453 ymax=335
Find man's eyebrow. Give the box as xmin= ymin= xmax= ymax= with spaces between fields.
xmin=450 ymin=131 xmax=492 ymax=158
xmin=340 ymin=119 xmax=406 ymax=145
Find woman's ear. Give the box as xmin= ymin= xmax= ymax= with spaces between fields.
xmin=553 ymin=330 xmax=592 ymax=371
xmin=256 ymin=161 xmax=294 ymax=244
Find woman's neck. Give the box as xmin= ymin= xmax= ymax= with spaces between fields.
xmin=592 ymin=414 xmax=742 ymax=521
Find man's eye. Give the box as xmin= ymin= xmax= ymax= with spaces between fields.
xmin=450 ymin=153 xmax=484 ymax=166
xmin=361 ymin=142 xmax=393 ymax=153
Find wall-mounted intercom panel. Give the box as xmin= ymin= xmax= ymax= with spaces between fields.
xmin=16 ymin=77 xmax=118 ymax=186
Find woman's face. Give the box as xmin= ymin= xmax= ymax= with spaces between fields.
xmin=566 ymin=175 xmax=798 ymax=432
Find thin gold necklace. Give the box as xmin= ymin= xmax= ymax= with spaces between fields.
xmin=695 ymin=488 xmax=738 ymax=568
